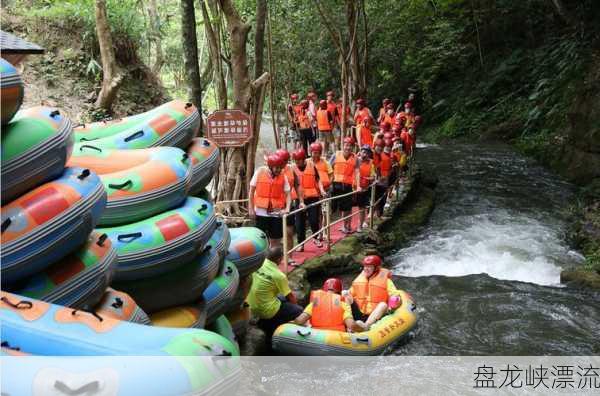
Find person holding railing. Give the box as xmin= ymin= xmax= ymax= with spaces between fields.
xmin=291 ymin=148 xmax=327 ymax=251
xmin=330 ymin=137 xmax=357 ymax=234
xmin=356 ymin=145 xmax=377 ymax=231
xmin=307 ymin=142 xmax=333 ymax=244
xmin=248 ymin=154 xmax=292 ymax=248
xmin=277 ymin=149 xmax=304 ymax=262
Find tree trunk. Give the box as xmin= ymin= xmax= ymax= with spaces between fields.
xmin=346 ymin=0 xmax=360 ymax=100
xmin=147 ymin=0 xmax=164 ymax=76
xmin=201 ymin=0 xmax=227 ymax=109
xmin=214 ymin=0 xmax=269 ymax=215
xmin=180 ymin=0 xmax=203 ymax=133
xmin=94 ymin=0 xmax=123 ymax=112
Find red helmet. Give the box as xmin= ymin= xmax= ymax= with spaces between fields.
xmin=404 ymin=102 xmax=412 ymax=109
xmin=310 ymin=142 xmax=323 ymax=153
xmin=266 ymin=154 xmax=284 ymax=168
xmin=322 ymin=278 xmax=343 ymax=294
xmin=319 ymin=99 xmax=327 ymax=109
xmin=362 ymin=255 xmax=382 ymax=267
xmin=292 ymin=148 xmax=306 ymax=160
xmin=343 ymin=136 xmax=355 ymax=146
xmin=275 ymin=149 xmax=290 ymax=163
xmin=290 ymin=93 xmax=299 ymax=100
xmin=383 ymin=98 xmax=391 ymax=105
xmin=374 ymin=138 xmax=385 ymax=148
xmin=356 ymin=98 xmax=366 ymax=106
xmin=326 ymin=90 xmax=335 ymax=97
xmin=301 ymin=99 xmax=309 ymax=109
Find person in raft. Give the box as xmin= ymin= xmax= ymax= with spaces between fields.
xmin=248 ymin=153 xmax=292 ymax=248
xmin=343 ymin=255 xmax=402 ymax=330
xmin=246 ymin=247 xmax=304 ymax=340
xmin=294 ymin=278 xmax=365 ymax=332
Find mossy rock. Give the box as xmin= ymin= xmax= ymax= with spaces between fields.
xmin=560 ymin=269 xmax=600 ymax=290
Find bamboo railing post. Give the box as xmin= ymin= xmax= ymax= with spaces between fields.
xmin=325 ymin=200 xmax=332 ymax=253
xmin=282 ymin=213 xmax=288 ymax=273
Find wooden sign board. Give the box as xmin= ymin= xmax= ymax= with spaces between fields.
xmin=206 ymin=109 xmax=252 ymax=147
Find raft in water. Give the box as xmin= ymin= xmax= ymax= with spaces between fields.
xmin=1 ymin=106 xmax=74 ymax=204
xmin=73 ymin=100 xmax=199 ymax=150
xmin=68 ymin=146 xmax=192 ymax=226
xmin=97 ymin=197 xmax=216 ymax=281
xmin=1 ymin=168 xmax=106 ymax=285
xmin=13 ymin=232 xmax=117 ymax=309
xmin=272 ymin=290 xmax=418 ymax=355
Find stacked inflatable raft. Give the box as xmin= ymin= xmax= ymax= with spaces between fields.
xmin=0 ymin=69 xmax=268 ymax=369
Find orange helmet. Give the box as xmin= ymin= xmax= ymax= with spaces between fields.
xmin=275 ymin=149 xmax=290 ymax=163
xmin=292 ymin=148 xmax=306 ymax=160
xmin=322 ymin=278 xmax=343 ymax=294
xmin=362 ymin=255 xmax=382 ymax=267
xmin=310 ymin=142 xmax=323 ymax=153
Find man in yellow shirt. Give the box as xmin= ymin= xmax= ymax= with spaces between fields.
xmin=294 ymin=278 xmax=364 ymax=332
xmin=246 ymin=247 xmax=303 ymax=340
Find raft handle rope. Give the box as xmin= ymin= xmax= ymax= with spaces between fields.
xmin=182 ymin=153 xmax=189 ymax=163
xmin=1 ymin=296 xmax=33 ymax=310
xmin=54 ymin=379 xmax=100 ymax=395
xmin=77 ymin=169 xmax=91 ymax=180
xmin=185 ymin=102 xmax=193 ymax=109
xmin=108 ymin=180 xmax=133 ymax=190
xmin=117 ymin=232 xmax=143 ymax=243
xmin=111 ymin=297 xmax=124 ymax=309
xmin=124 ymin=130 xmax=144 ymax=142
xmin=79 ymin=144 xmax=103 ymax=153
xmin=202 ymin=245 xmax=212 ymax=253
xmin=225 ymin=266 xmax=233 ymax=276
xmin=355 ymin=337 xmax=370 ymax=344
xmin=1 ymin=341 xmax=20 ymax=351
xmin=71 ymin=308 xmax=103 ymax=322
xmin=49 ymin=110 xmax=61 ymax=118
xmin=1 ymin=217 xmax=11 ymax=233
xmin=296 ymin=329 xmax=311 ymax=337
xmin=197 ymin=204 xmax=208 ymax=214
xmin=202 ymin=139 xmax=210 ymax=147
xmin=96 ymin=233 xmax=108 ymax=247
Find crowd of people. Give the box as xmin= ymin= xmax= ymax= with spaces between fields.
xmin=245 ymin=92 xmax=421 ymax=345
xmin=248 ymin=91 xmax=422 ymax=253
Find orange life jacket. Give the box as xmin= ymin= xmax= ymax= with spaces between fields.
xmin=337 ymin=102 xmax=350 ymax=123
xmin=309 ymin=290 xmax=346 ymax=332
xmin=298 ymin=110 xmax=311 ymax=129
xmin=358 ymin=125 xmax=373 ymax=147
xmin=309 ymin=158 xmax=331 ymax=190
xmin=373 ymin=153 xmax=381 ymax=169
xmin=316 ymin=109 xmax=332 ymax=132
xmin=380 ymin=152 xmax=392 ymax=178
xmin=326 ymin=101 xmax=338 ymax=123
xmin=333 ymin=152 xmax=356 ymax=186
xmin=352 ymin=268 xmax=391 ymax=315
xmin=359 ymin=160 xmax=373 ymax=188
xmin=383 ymin=114 xmax=394 ymax=127
xmin=284 ymin=165 xmax=298 ymax=200
xmin=292 ymin=104 xmax=303 ymax=120
xmin=354 ymin=108 xmax=372 ymax=127
xmin=294 ymin=162 xmax=319 ymax=199
xmin=254 ymin=167 xmax=286 ymax=210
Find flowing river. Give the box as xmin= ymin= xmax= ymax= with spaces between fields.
xmin=387 ymin=143 xmax=600 ymax=355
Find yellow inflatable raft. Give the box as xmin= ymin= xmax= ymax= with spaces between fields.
xmin=272 ymin=290 xmax=417 ymax=355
